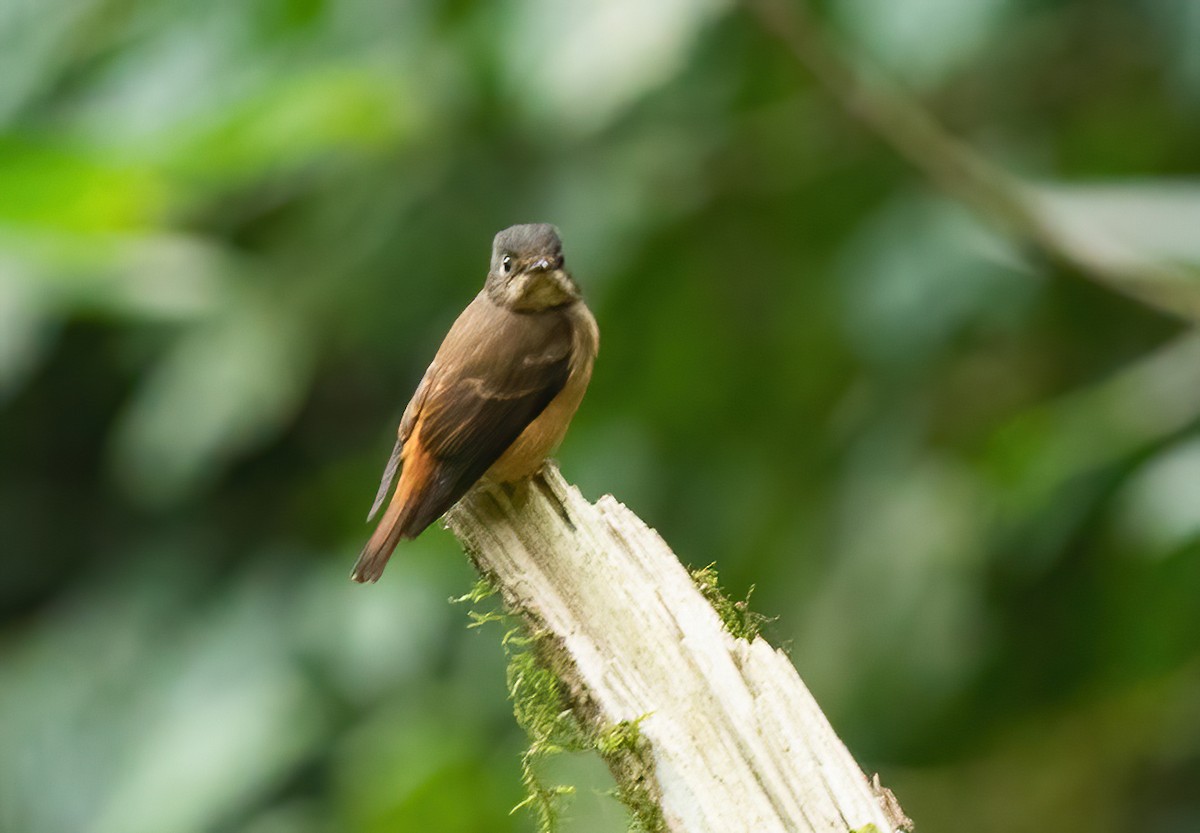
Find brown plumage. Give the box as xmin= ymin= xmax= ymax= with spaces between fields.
xmin=352 ymin=224 xmax=599 ymax=583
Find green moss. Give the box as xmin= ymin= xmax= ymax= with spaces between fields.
xmin=594 ymin=716 xmax=648 ymax=757
xmin=593 ymin=715 xmax=664 ymax=833
xmin=851 ymin=825 xmax=881 ymax=833
xmin=506 ymin=634 xmax=586 ymax=831
xmin=451 ymin=576 xmax=498 ymax=605
xmin=459 ymin=579 xmax=667 ymax=833
xmin=453 ymin=578 xmax=506 ymax=629
xmin=465 ymin=609 xmax=505 ymax=628
xmin=506 ymin=636 xmax=587 ymax=753
xmin=457 ymin=566 xmax=760 ymax=831
xmin=618 ymin=780 xmax=666 ymax=833
xmin=691 ymin=563 xmax=770 ymax=641
xmin=458 ymin=583 xmax=584 ymax=832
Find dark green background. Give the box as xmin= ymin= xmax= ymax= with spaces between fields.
xmin=3 ymin=0 xmax=1200 ymax=831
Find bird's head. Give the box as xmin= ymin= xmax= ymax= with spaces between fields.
xmin=486 ymin=223 xmax=580 ymax=311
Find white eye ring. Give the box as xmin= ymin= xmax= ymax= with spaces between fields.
xmin=501 ymin=255 xmax=513 ymax=273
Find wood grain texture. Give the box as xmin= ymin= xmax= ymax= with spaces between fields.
xmin=445 ymin=464 xmax=910 ymax=833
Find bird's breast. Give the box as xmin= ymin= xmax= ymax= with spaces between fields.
xmin=484 ymin=302 xmax=599 ymax=482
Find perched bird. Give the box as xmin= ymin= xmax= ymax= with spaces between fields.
xmin=352 ymin=224 xmax=599 ymax=583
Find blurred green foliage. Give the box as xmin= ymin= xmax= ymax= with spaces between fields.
xmin=2 ymin=0 xmax=1200 ymax=831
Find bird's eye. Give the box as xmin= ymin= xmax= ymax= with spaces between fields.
xmin=501 ymin=255 xmax=513 ymax=274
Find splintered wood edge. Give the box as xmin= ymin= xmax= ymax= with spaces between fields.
xmin=444 ymin=464 xmax=907 ymax=833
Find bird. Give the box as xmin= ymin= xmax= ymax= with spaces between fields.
xmin=351 ymin=223 xmax=599 ymax=583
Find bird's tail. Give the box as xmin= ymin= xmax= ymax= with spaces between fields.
xmin=351 ymin=488 xmax=414 ymax=583
xmin=351 ymin=450 xmax=449 ymax=583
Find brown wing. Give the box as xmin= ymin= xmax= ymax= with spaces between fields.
xmin=362 ymin=293 xmax=572 ymax=541
xmin=406 ymin=309 xmax=572 ymax=528
xmin=366 ymin=374 xmax=431 ymax=521
xmin=354 ymin=294 xmax=574 ymax=583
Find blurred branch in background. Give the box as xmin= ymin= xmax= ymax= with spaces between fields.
xmin=746 ymin=0 xmax=1200 ymax=322
xmin=985 ymin=329 xmax=1200 ymax=572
